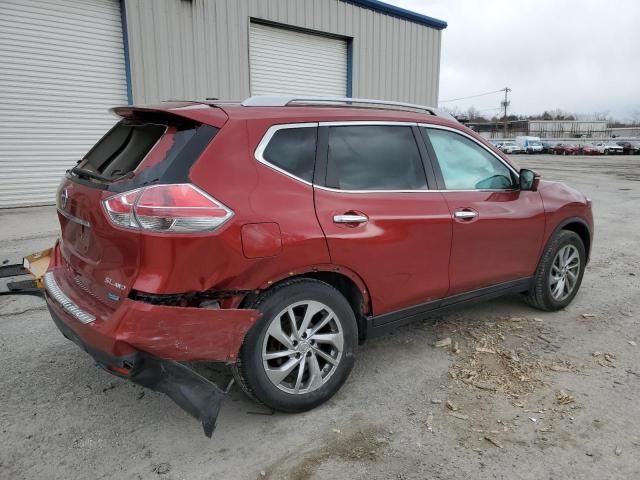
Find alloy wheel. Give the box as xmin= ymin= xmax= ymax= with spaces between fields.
xmin=549 ymin=244 xmax=581 ymax=301
xmin=261 ymin=300 xmax=344 ymax=394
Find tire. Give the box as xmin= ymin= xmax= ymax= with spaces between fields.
xmin=232 ymin=278 xmax=357 ymax=412
xmin=525 ymin=230 xmax=586 ymax=311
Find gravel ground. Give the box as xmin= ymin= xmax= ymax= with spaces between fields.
xmin=1 ymin=154 xmax=639 ymax=480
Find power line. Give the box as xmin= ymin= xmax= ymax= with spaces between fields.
xmin=439 ymin=89 xmax=506 ymax=103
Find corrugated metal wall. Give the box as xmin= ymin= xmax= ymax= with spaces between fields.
xmin=0 ymin=0 xmax=127 ymax=208
xmin=123 ymin=0 xmax=441 ymax=106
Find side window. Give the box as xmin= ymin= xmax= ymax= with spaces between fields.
xmin=423 ymin=128 xmax=515 ymax=190
xmin=326 ymin=126 xmax=427 ymax=190
xmin=263 ymin=127 xmax=317 ymax=182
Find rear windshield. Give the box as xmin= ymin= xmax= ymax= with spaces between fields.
xmin=69 ymin=117 xmax=219 ymax=189
xmin=78 ymin=121 xmax=166 ymax=179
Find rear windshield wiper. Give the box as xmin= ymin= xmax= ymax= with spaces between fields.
xmin=69 ymin=166 xmax=134 ymax=182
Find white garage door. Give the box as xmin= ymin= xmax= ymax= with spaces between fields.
xmin=249 ymin=22 xmax=348 ymax=97
xmin=0 ymin=0 xmax=128 ymax=208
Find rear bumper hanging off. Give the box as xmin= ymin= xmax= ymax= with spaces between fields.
xmin=49 ymin=304 xmax=227 ymax=437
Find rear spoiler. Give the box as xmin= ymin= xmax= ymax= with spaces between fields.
xmin=111 ymin=102 xmax=228 ymax=128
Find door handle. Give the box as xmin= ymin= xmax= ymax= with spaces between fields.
xmin=333 ymin=214 xmax=368 ymax=224
xmin=454 ymin=210 xmax=478 ymax=219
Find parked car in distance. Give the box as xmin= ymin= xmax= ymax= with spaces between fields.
xmin=516 ymin=136 xmax=543 ymax=153
xmin=44 ymin=96 xmax=594 ymax=434
xmin=541 ymin=141 xmax=557 ymax=154
xmin=616 ymin=141 xmax=640 ymax=155
xmin=553 ymin=143 xmax=581 ymax=155
xmin=593 ymin=142 xmax=624 ymax=155
xmin=581 ymin=144 xmax=600 ymax=155
xmin=499 ymin=140 xmax=525 ymax=154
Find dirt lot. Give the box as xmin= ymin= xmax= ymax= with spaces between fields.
xmin=1 ymin=154 xmax=639 ymax=480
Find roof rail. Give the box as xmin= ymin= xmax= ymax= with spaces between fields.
xmin=240 ymin=96 xmax=456 ymax=121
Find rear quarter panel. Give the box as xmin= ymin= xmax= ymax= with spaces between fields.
xmin=167 ymin=118 xmax=331 ymax=294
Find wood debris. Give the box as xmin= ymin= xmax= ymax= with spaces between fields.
xmin=449 ymin=412 xmax=469 ymax=421
xmin=446 ymin=400 xmax=458 ymax=411
xmin=434 ymin=337 xmax=452 ymax=348
xmin=475 ymin=347 xmax=497 ymax=354
xmin=556 ymin=390 xmax=576 ymax=405
xmin=484 ymin=436 xmax=504 ymax=448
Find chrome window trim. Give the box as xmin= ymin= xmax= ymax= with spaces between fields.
xmin=254 ymin=120 xmax=521 ymax=194
xmin=319 ymin=120 xmax=418 ymax=127
xmin=44 ymin=271 xmax=96 ymax=324
xmin=253 ymin=122 xmax=318 ymax=186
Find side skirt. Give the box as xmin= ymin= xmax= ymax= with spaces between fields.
xmin=367 ymin=277 xmax=533 ymax=338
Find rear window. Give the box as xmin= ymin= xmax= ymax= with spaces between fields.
xmin=79 ymin=121 xmax=166 ymax=179
xmin=70 ymin=118 xmax=219 ymax=188
xmin=263 ymin=127 xmax=317 ymax=182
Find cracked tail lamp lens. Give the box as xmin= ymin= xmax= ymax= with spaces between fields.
xmin=103 ymin=184 xmax=233 ymax=233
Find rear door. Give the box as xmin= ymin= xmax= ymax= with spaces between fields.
xmin=420 ymin=126 xmax=545 ymax=295
xmin=313 ymin=123 xmax=452 ymax=316
xmin=56 ymin=111 xmax=221 ymax=312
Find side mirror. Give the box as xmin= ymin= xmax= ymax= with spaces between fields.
xmin=519 ymin=168 xmax=540 ymax=191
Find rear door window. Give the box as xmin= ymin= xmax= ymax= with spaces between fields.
xmin=263 ymin=126 xmax=317 ymax=182
xmin=326 ymin=125 xmax=427 ymax=190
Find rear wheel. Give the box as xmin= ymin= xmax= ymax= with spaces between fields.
xmin=525 ymin=230 xmax=586 ymax=311
xmin=232 ymin=279 xmax=357 ymax=412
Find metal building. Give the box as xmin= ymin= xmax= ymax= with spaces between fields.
xmin=0 ymin=0 xmax=446 ymax=208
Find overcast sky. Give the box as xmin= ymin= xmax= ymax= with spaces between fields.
xmin=387 ymin=0 xmax=640 ymax=121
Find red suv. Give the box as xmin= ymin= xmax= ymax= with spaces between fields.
xmin=45 ymin=96 xmax=593 ymax=435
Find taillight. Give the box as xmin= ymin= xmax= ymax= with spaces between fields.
xmin=103 ymin=184 xmax=233 ymax=233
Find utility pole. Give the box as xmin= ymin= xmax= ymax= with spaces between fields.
xmin=502 ymin=87 xmax=511 ymax=138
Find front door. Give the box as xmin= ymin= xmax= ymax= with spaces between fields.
xmin=313 ymin=124 xmax=452 ymax=316
xmin=420 ymin=126 xmax=545 ymax=295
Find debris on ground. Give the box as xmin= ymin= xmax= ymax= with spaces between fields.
xmin=581 ymin=313 xmax=597 ymax=319
xmin=484 ymin=436 xmax=504 ymax=448
xmin=556 ymin=390 xmax=576 ymax=405
xmin=431 ymin=398 xmax=442 ymax=404
xmin=628 ymin=340 xmax=637 ymax=347
xmin=615 ymin=446 xmax=623 ymax=456
xmin=549 ymin=363 xmax=572 ymax=372
xmin=593 ymin=351 xmax=616 ymax=368
xmin=425 ymin=413 xmax=434 ymax=432
xmin=449 ymin=412 xmax=469 ymax=421
xmin=434 ymin=337 xmax=452 ymax=348
xmin=475 ymin=347 xmax=497 ymax=354
xmin=446 ymin=400 xmax=458 ymax=411
xmin=153 ymin=463 xmax=171 ymax=475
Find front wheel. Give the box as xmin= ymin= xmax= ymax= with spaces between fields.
xmin=232 ymin=279 xmax=357 ymax=412
xmin=525 ymin=230 xmax=586 ymax=311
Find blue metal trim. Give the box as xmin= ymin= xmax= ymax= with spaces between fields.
xmin=342 ymin=0 xmax=447 ymax=30
xmin=119 ymin=0 xmax=133 ymax=104
xmin=346 ymin=39 xmax=353 ymax=97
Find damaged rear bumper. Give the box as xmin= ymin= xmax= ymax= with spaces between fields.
xmin=48 ymin=303 xmax=227 ymax=437
xmin=43 ymin=243 xmax=261 ymax=437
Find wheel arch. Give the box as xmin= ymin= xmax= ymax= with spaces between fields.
xmin=240 ymin=265 xmax=372 ymax=341
xmin=546 ymin=216 xmax=592 ymax=261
